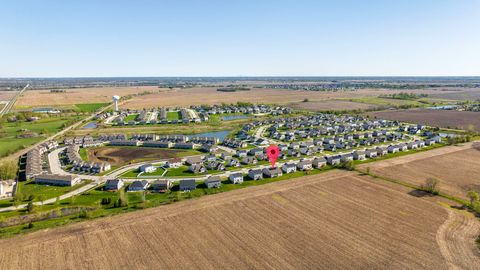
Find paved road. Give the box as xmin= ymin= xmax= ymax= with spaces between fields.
xmin=0 ymin=84 xmax=29 ymax=117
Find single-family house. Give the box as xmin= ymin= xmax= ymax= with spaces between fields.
xmin=205 ymin=176 xmax=222 ymax=188
xmin=179 ymin=179 xmax=196 ymax=191
xmin=296 ymin=160 xmax=313 ymax=171
xmin=152 ymin=180 xmax=172 ymax=192
xmin=105 ymin=179 xmax=124 ymax=191
xmin=229 ymin=173 xmax=244 ymax=184
xmin=248 ymin=169 xmax=263 ymax=180
xmin=127 ymin=180 xmax=150 ymax=192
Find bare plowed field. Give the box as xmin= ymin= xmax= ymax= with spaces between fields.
xmin=0 ymin=170 xmax=477 ymax=269
xmin=123 ymin=87 xmax=442 ymax=108
xmin=14 ymin=86 xmax=161 ymax=107
xmin=360 ymin=142 xmax=480 ymax=199
xmin=87 ymin=146 xmax=192 ymax=166
xmin=367 ymin=109 xmax=480 ymax=131
xmin=290 ymin=100 xmax=378 ymax=111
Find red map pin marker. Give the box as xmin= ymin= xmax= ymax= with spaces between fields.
xmin=266 ymin=145 xmax=280 ymax=168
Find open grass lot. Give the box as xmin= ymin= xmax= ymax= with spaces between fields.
xmin=367 ymin=108 xmax=480 ymax=131
xmin=123 ymin=114 xmax=138 ymax=122
xmin=86 ymin=146 xmax=200 ymax=167
xmin=120 ymin=167 xmax=165 ymax=178
xmin=360 ymin=142 xmax=480 ymax=200
xmin=166 ymin=111 xmax=180 ymax=120
xmin=15 ymin=181 xmax=89 ymax=202
xmin=14 ymin=86 xmax=162 ymax=107
xmin=0 ymin=170 xmax=478 ymax=269
xmin=73 ymin=103 xmax=109 ymax=112
xmin=0 ymin=116 xmax=80 ymax=157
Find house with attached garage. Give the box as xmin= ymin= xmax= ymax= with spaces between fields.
xmin=241 ymin=156 xmax=257 ymax=165
xmin=398 ymin=143 xmax=408 ymax=151
xmin=296 ymin=160 xmax=313 ymax=171
xmin=221 ymin=152 xmax=232 ymax=160
xmin=340 ymin=153 xmax=354 ymax=162
xmin=205 ymin=176 xmax=222 ymax=188
xmin=407 ymin=141 xmax=419 ymax=150
xmin=165 ymin=158 xmax=183 ymax=168
xmin=188 ymin=163 xmax=207 ymax=174
xmin=229 ymin=173 xmax=244 ymax=184
xmin=282 ymin=163 xmax=297 ymax=174
xmin=425 ymin=139 xmax=436 ymax=146
xmin=248 ymin=148 xmax=264 ymax=157
xmin=262 ymin=167 xmax=283 ymax=178
xmin=235 ymin=150 xmax=248 ymax=158
xmin=205 ymin=161 xmax=225 ymax=171
xmin=105 ymin=179 xmax=124 ymax=191
xmin=365 ymin=149 xmax=378 ymax=158
xmin=139 ymin=164 xmax=156 ymax=173
xmin=376 ymin=146 xmax=388 ymax=156
xmin=248 ymin=169 xmax=263 ymax=180
xmin=204 ymin=154 xmax=217 ymax=162
xmin=179 ymin=179 xmax=196 ymax=191
xmin=326 ymin=155 xmax=341 ymax=165
xmin=352 ymin=150 xmax=366 ymax=160
xmin=127 ymin=180 xmax=150 ymax=192
xmin=387 ymin=145 xmax=400 ymax=153
xmin=152 ymin=180 xmax=172 ymax=193
xmin=226 ymin=158 xmax=240 ymax=167
xmin=185 ymin=156 xmax=203 ymax=165
xmin=312 ymin=157 xmax=327 ymax=168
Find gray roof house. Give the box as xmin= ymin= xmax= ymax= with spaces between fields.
xmin=128 ymin=180 xmax=149 ymax=192
xmin=352 ymin=150 xmax=366 ymax=160
xmin=205 ymin=176 xmax=221 ymax=188
xmin=179 ymin=179 xmax=196 ymax=191
xmin=296 ymin=160 xmax=313 ymax=171
xmin=262 ymin=167 xmax=283 ymax=178
xmin=229 ymin=173 xmax=244 ymax=184
xmin=152 ymin=180 xmax=173 ymax=192
xmin=282 ymin=163 xmax=297 ymax=174
xmin=105 ymin=179 xmax=124 ymax=191
xmin=248 ymin=169 xmax=263 ymax=180
xmin=312 ymin=157 xmax=327 ymax=168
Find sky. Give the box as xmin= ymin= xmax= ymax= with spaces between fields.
xmin=1 ymin=0 xmax=479 ymax=77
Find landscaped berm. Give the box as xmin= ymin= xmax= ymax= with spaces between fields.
xmin=0 ymin=171 xmax=478 ymax=269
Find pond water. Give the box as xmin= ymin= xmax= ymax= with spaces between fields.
xmin=221 ymin=115 xmax=248 ymax=121
xmin=82 ymin=122 xmax=98 ymax=129
xmin=187 ymin=130 xmax=230 ymax=141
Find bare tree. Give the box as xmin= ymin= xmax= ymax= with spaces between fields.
xmin=422 ymin=178 xmax=440 ymax=195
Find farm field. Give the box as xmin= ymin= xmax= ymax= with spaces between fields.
xmin=0 ymin=90 xmax=15 ymax=102
xmin=74 ymin=103 xmax=109 ymax=112
xmin=0 ymin=170 xmax=478 ymax=269
xmin=359 ymin=142 xmax=480 ymax=200
xmin=428 ymin=88 xmax=480 ymax=100
xmin=289 ymin=99 xmax=378 ymax=111
xmin=367 ymin=108 xmax=480 ymax=131
xmin=14 ymin=86 xmax=162 ymax=108
xmin=121 ymin=87 xmax=444 ymax=108
xmin=86 ymin=146 xmax=200 ymax=166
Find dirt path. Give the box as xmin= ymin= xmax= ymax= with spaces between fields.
xmin=436 ymin=207 xmax=480 ymax=270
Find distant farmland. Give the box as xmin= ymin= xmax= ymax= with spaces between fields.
xmin=367 ymin=108 xmax=480 ymax=131
xmin=0 ymin=171 xmax=477 ymax=269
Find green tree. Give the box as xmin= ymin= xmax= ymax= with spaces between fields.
xmin=0 ymin=159 xmax=18 ymax=180
xmin=467 ymin=191 xmax=479 ymax=206
xmin=26 ymin=201 xmax=35 ymax=213
xmin=422 ymin=178 xmax=440 ymax=195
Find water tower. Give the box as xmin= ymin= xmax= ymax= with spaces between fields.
xmin=112 ymin=95 xmax=120 ymax=111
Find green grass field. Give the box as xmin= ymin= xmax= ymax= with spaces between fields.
xmin=0 ymin=116 xmax=80 ymax=158
xmin=167 ymin=111 xmax=181 ymax=120
xmin=74 ymin=103 xmax=109 ymax=112
xmin=123 ymin=114 xmax=138 ymax=122
xmin=78 ymin=148 xmax=88 ymax=161
xmin=15 ymin=181 xmax=90 ymax=202
xmin=120 ymin=167 xmax=166 ymax=178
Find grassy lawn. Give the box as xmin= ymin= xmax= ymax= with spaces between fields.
xmin=123 ymin=114 xmax=138 ymax=122
xmin=163 ymin=166 xmax=222 ymax=177
xmin=74 ymin=103 xmax=109 ymax=113
xmin=15 ymin=181 xmax=90 ymax=202
xmin=167 ymin=111 xmax=181 ymax=120
xmin=0 ymin=116 xmax=81 ymax=158
xmin=78 ymin=147 xmax=88 ymax=161
xmin=121 ymin=167 xmax=166 ymax=178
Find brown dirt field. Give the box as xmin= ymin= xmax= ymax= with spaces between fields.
xmin=87 ymin=146 xmax=193 ymax=166
xmin=0 ymin=90 xmax=16 ymax=101
xmin=367 ymin=108 xmax=480 ymax=131
xmin=290 ymin=100 xmax=378 ymax=111
xmin=123 ymin=87 xmax=443 ymax=109
xmin=360 ymin=142 xmax=480 ymax=200
xmin=0 ymin=170 xmax=477 ymax=269
xmin=14 ymin=86 xmax=162 ymax=107
xmin=428 ymin=88 xmax=480 ymax=101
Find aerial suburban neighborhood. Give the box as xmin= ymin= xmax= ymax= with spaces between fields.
xmin=1 ymin=1 xmax=480 ymax=269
